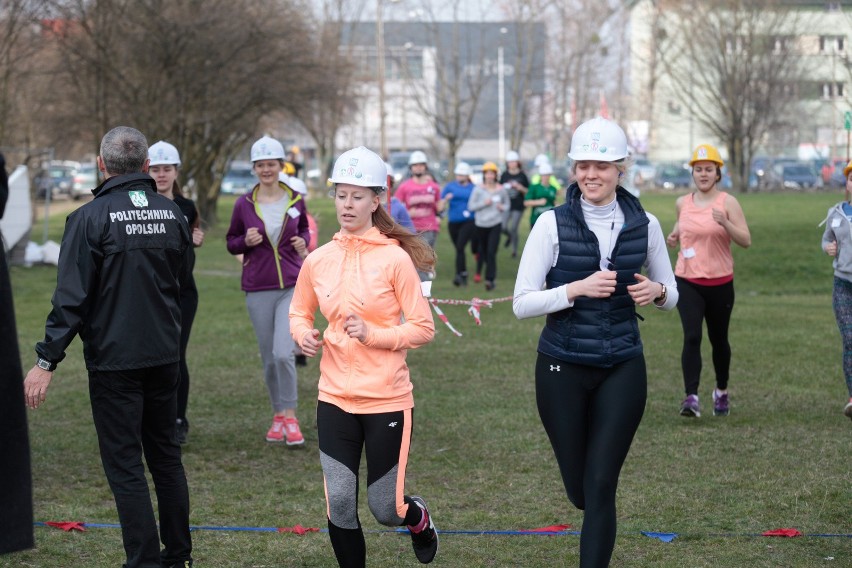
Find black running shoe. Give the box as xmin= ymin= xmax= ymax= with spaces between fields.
xmin=407 ymin=496 xmax=438 ymax=564
xmin=176 ymin=418 xmax=189 ymax=445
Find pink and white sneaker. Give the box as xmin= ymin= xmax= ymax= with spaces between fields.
xmin=284 ymin=417 xmax=305 ymax=446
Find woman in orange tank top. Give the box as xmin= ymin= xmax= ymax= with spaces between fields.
xmin=666 ymin=144 xmax=751 ymax=418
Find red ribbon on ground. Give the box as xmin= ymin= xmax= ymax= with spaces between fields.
xmin=45 ymin=521 xmax=86 ymax=532
xmin=277 ymin=524 xmax=320 ymax=535
xmin=520 ymin=524 xmax=573 ymax=533
xmin=762 ymin=528 xmax=803 ymax=537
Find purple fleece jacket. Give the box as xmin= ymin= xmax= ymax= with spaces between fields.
xmin=226 ymin=185 xmax=310 ymax=291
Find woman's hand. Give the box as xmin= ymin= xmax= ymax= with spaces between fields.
xmin=245 ymin=227 xmax=262 ymax=247
xmin=290 ymin=236 xmax=307 ymax=259
xmin=192 ymin=227 xmax=205 ymax=247
xmin=666 ymin=229 xmax=679 ymax=248
xmin=300 ymin=329 xmax=323 ymax=357
xmin=825 ymin=241 xmax=838 ymax=257
xmin=711 ymin=207 xmax=728 ymax=227
xmin=627 ymin=273 xmax=662 ymax=307
xmin=343 ymin=313 xmax=369 ymax=342
xmin=568 ymin=270 xmax=617 ymax=300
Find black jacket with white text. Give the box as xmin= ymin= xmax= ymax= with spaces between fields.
xmin=35 ymin=173 xmax=193 ymax=371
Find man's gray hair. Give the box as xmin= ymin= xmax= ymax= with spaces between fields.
xmin=100 ymin=126 xmax=148 ymax=175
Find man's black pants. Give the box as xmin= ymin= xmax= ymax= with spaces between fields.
xmin=89 ymin=363 xmax=192 ymax=568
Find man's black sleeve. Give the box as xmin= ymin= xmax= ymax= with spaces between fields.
xmin=35 ymin=211 xmax=102 ymax=365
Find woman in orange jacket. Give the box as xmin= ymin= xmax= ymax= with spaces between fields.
xmin=290 ymin=146 xmax=439 ymax=567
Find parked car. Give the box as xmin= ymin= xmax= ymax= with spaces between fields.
xmin=631 ymin=156 xmax=657 ymax=188
xmin=220 ymin=161 xmax=256 ymax=195
xmin=653 ymin=162 xmax=692 ymax=190
xmin=770 ymin=162 xmax=822 ymax=190
xmin=826 ymin=158 xmax=848 ymax=187
xmin=33 ymin=160 xmax=79 ymax=199
xmin=71 ymin=163 xmax=99 ymax=200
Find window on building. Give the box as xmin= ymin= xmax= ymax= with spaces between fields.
xmin=819 ymin=35 xmax=846 ymax=53
xmin=820 ymin=82 xmax=845 ymax=100
xmin=772 ymin=36 xmax=793 ymax=55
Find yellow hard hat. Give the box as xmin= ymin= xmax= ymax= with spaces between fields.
xmin=290 ymin=145 xmax=300 ymax=154
xmin=844 ymin=160 xmax=852 ymax=178
xmin=482 ymin=161 xmax=499 ymax=173
xmin=689 ymin=144 xmax=724 ymax=167
xmin=282 ymin=162 xmax=296 ymax=175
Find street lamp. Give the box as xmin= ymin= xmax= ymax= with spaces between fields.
xmin=498 ymin=27 xmax=508 ymax=162
xmin=377 ymin=0 xmax=388 ymax=159
xmin=377 ymin=0 xmax=401 ymax=160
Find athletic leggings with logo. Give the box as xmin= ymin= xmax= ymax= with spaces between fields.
xmin=317 ymin=401 xmax=424 ymax=568
xmin=536 ymin=353 xmax=646 ymax=568
xmin=675 ymin=277 xmax=735 ymax=395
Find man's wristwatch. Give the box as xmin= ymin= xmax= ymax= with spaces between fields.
xmin=654 ymin=283 xmax=667 ymax=305
xmin=36 ymin=357 xmax=57 ymax=372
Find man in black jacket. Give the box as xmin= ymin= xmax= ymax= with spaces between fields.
xmin=23 ymin=127 xmax=194 ymax=568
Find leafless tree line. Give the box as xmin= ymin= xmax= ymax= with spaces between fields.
xmin=0 ymin=0 xmax=843 ymax=230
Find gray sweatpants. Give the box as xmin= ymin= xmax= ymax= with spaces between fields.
xmin=245 ymin=288 xmax=298 ymax=413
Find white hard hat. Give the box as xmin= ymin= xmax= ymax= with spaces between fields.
xmin=534 ymin=153 xmax=550 ymax=167
xmin=284 ymin=174 xmax=308 ymax=195
xmin=408 ymin=150 xmax=428 ymax=165
xmin=250 ymin=135 xmax=285 ymax=162
xmin=329 ymin=146 xmax=388 ymax=190
xmin=148 ymin=141 xmax=181 ymax=166
xmin=505 ymin=150 xmax=520 ymax=163
xmin=567 ymin=117 xmax=629 ymax=162
xmin=454 ymin=161 xmax=472 ymax=176
xmin=538 ymin=163 xmax=554 ymax=176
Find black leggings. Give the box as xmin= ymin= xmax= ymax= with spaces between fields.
xmin=317 ymin=401 xmax=423 ymax=568
xmin=448 ymin=220 xmax=477 ymax=276
xmin=675 ymin=277 xmax=734 ymax=395
xmin=474 ymin=224 xmax=502 ymax=281
xmin=535 ymin=353 xmax=646 ymax=568
xmin=176 ymin=289 xmax=198 ymax=422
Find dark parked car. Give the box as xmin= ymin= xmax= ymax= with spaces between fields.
xmin=220 ymin=161 xmax=256 ymax=195
xmin=34 ymin=161 xmax=79 ymax=199
xmin=653 ymin=162 xmax=692 ymax=190
xmin=771 ymin=162 xmax=822 ymax=190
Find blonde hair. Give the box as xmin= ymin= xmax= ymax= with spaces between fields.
xmin=372 ymin=201 xmax=436 ymax=272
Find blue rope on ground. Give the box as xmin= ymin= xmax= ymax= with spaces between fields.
xmin=33 ymin=522 xmax=852 ymax=538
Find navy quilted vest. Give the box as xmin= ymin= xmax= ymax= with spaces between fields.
xmin=537 ymin=184 xmax=649 ymax=367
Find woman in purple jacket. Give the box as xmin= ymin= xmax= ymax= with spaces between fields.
xmin=226 ymin=135 xmax=310 ymax=445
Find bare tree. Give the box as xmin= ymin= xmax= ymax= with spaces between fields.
xmin=655 ymin=0 xmax=805 ymax=191
xmin=39 ymin=0 xmax=321 ymax=224
xmin=539 ymin=0 xmax=615 ymax=160
xmin=0 ymin=1 xmax=52 ymax=159
xmin=393 ymin=1 xmax=493 ymax=170
xmin=497 ymin=0 xmax=549 ymax=154
xmin=286 ymin=0 xmax=365 ymax=187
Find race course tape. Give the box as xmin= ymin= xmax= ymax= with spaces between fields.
xmin=35 ymin=521 xmax=851 ymax=540
xmin=429 ymin=296 xmax=513 ymax=335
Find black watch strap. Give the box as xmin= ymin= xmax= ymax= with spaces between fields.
xmin=36 ymin=357 xmax=57 ymax=372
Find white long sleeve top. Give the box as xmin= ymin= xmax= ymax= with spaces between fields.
xmin=513 ymin=198 xmax=678 ymax=319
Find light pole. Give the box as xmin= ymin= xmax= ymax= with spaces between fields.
xmin=377 ymin=0 xmax=388 ymax=159
xmin=497 ymin=27 xmax=508 ymax=162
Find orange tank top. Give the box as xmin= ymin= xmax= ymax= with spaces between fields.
xmin=674 ymin=191 xmax=733 ymax=281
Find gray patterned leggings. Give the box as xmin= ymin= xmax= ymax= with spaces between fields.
xmin=832 ymin=277 xmax=852 ymax=397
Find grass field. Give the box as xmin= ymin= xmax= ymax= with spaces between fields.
xmin=6 ymin=190 xmax=851 ymax=567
